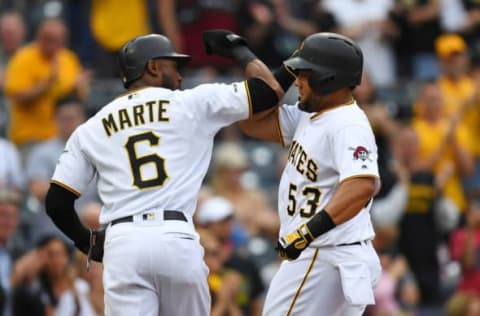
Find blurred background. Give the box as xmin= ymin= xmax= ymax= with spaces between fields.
xmin=1 ymin=0 xmax=480 ymax=315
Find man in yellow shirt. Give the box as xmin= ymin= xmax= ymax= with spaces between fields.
xmin=436 ymin=34 xmax=480 ymax=196
xmin=435 ymin=34 xmax=474 ymax=120
xmin=412 ymin=81 xmax=474 ymax=211
xmin=3 ymin=18 xmax=89 ymax=158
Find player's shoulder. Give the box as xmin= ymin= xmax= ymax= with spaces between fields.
xmin=181 ymin=81 xmax=245 ymax=97
xmin=330 ymin=103 xmax=369 ymax=123
xmin=320 ymin=103 xmax=371 ymax=133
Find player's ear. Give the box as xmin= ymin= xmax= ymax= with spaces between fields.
xmin=145 ymin=59 xmax=159 ymax=77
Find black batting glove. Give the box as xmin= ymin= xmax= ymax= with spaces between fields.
xmin=203 ymin=29 xmax=257 ymax=67
xmin=276 ymin=224 xmax=315 ymax=261
xmin=203 ymin=29 xmax=248 ymax=58
xmin=86 ymin=229 xmax=105 ymax=270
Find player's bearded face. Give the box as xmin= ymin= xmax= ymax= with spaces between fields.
xmin=295 ymin=71 xmax=315 ymax=112
xmin=158 ymin=59 xmax=182 ymax=90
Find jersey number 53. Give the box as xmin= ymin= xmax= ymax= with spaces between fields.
xmin=287 ymin=183 xmax=321 ymax=218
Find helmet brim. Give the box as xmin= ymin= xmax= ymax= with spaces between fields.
xmin=283 ymin=56 xmax=331 ymax=74
xmin=159 ymin=54 xmax=192 ymax=68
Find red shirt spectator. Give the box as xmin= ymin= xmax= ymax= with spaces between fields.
xmin=450 ymin=199 xmax=480 ymax=294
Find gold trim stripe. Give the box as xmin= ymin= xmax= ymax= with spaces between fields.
xmin=115 ymin=86 xmax=148 ymax=99
xmin=50 ymin=180 xmax=81 ymax=197
xmin=244 ymin=81 xmax=253 ymax=120
xmin=310 ymin=99 xmax=355 ymax=121
xmin=339 ymin=174 xmax=379 ymax=185
xmin=284 ymin=64 xmax=297 ymax=77
xmin=275 ymin=108 xmax=286 ymax=147
xmin=286 ymin=249 xmax=319 ymax=316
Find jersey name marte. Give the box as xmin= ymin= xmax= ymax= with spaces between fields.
xmin=102 ymin=99 xmax=171 ymax=136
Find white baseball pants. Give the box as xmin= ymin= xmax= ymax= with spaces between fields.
xmin=102 ymin=222 xmax=210 ymax=316
xmin=263 ymin=240 xmax=381 ymax=316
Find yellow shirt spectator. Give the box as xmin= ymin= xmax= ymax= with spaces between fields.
xmin=91 ymin=0 xmax=150 ymax=51
xmin=437 ymin=75 xmax=474 ymax=117
xmin=4 ymin=43 xmax=81 ymax=145
xmin=412 ymin=118 xmax=471 ymax=210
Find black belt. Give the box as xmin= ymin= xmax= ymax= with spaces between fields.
xmin=111 ymin=210 xmax=187 ymax=226
xmin=336 ymin=241 xmax=361 ymax=247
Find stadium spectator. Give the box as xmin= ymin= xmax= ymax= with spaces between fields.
xmin=73 ymin=202 xmax=103 ymax=316
xmin=74 ymin=251 xmax=104 ymax=316
xmin=435 ymin=34 xmax=474 ymax=119
xmin=238 ymin=0 xmax=337 ymax=68
xmin=446 ymin=291 xmax=480 ymax=316
xmin=412 ymin=81 xmax=474 ymax=211
xmin=197 ymin=196 xmax=265 ymax=316
xmin=322 ymin=0 xmax=398 ymax=87
xmin=0 ymin=184 xmax=21 ymax=316
xmin=89 ymin=0 xmax=166 ymax=77
xmin=367 ymin=250 xmax=420 ymax=316
xmin=390 ymin=0 xmax=441 ymax=80
xmin=457 ymin=0 xmax=480 ymax=48
xmin=0 ymin=137 xmax=24 ymax=190
xmin=25 ymin=98 xmax=98 ymax=244
xmin=0 ymin=11 xmax=26 ymax=136
xmin=198 ymin=229 xmax=244 ymax=316
xmin=0 ymin=11 xmax=26 ymax=90
xmin=462 ymin=54 xmax=480 ymax=198
xmin=158 ymin=0 xmax=240 ymax=69
xmin=371 ymin=124 xmax=458 ymax=312
xmin=3 ymin=18 xmax=90 ymax=159
xmin=450 ymin=196 xmax=480 ymax=296
xmin=208 ymin=142 xmax=278 ymax=239
xmin=26 ymin=98 xmax=86 ymax=206
xmin=354 ymin=72 xmax=400 ymax=199
xmin=11 ymin=235 xmax=96 ymax=316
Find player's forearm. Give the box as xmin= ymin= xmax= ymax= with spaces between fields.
xmin=45 ymin=183 xmax=91 ymax=253
xmin=245 ymin=59 xmax=283 ymax=101
xmin=238 ymin=109 xmax=282 ymax=143
xmin=324 ymin=177 xmax=376 ymax=225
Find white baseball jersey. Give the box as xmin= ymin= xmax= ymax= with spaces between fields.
xmin=277 ymin=101 xmax=380 ymax=247
xmin=52 ymin=82 xmax=251 ymax=225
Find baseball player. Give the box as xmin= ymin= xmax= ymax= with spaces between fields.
xmin=44 ymin=31 xmax=283 ymax=316
xmin=238 ymin=33 xmax=383 ymax=315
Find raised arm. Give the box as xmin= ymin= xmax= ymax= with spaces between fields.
xmin=203 ymin=30 xmax=295 ymax=142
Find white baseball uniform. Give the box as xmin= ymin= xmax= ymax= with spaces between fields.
xmin=51 ymin=82 xmax=252 ymax=316
xmin=263 ymin=101 xmax=382 ymax=316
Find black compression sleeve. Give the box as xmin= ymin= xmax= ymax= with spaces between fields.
xmin=246 ymin=78 xmax=279 ymax=114
xmin=274 ymin=65 xmax=296 ymax=92
xmin=305 ymin=210 xmax=336 ymax=238
xmin=232 ymin=46 xmax=258 ymax=68
xmin=45 ymin=183 xmax=90 ymax=253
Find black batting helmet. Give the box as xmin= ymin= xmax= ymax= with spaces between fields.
xmin=284 ymin=33 xmax=363 ymax=95
xmin=119 ymin=34 xmax=191 ymax=88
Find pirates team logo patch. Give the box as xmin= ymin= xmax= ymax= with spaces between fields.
xmin=349 ymin=146 xmax=372 ymax=162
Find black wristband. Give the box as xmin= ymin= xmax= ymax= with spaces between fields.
xmin=232 ymin=46 xmax=257 ymax=68
xmin=305 ymin=210 xmax=336 ymax=239
xmin=273 ymin=65 xmax=296 ymax=91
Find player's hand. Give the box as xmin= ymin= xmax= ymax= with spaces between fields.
xmin=202 ymin=29 xmax=248 ymax=58
xmin=87 ymin=229 xmax=105 ymax=269
xmin=275 ymin=224 xmax=314 ymax=260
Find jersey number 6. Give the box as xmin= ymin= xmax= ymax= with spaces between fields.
xmin=124 ymin=131 xmax=168 ymax=189
xmin=287 ymin=183 xmax=321 ymax=218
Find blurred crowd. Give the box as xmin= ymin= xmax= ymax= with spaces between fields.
xmin=1 ymin=0 xmax=480 ymax=315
